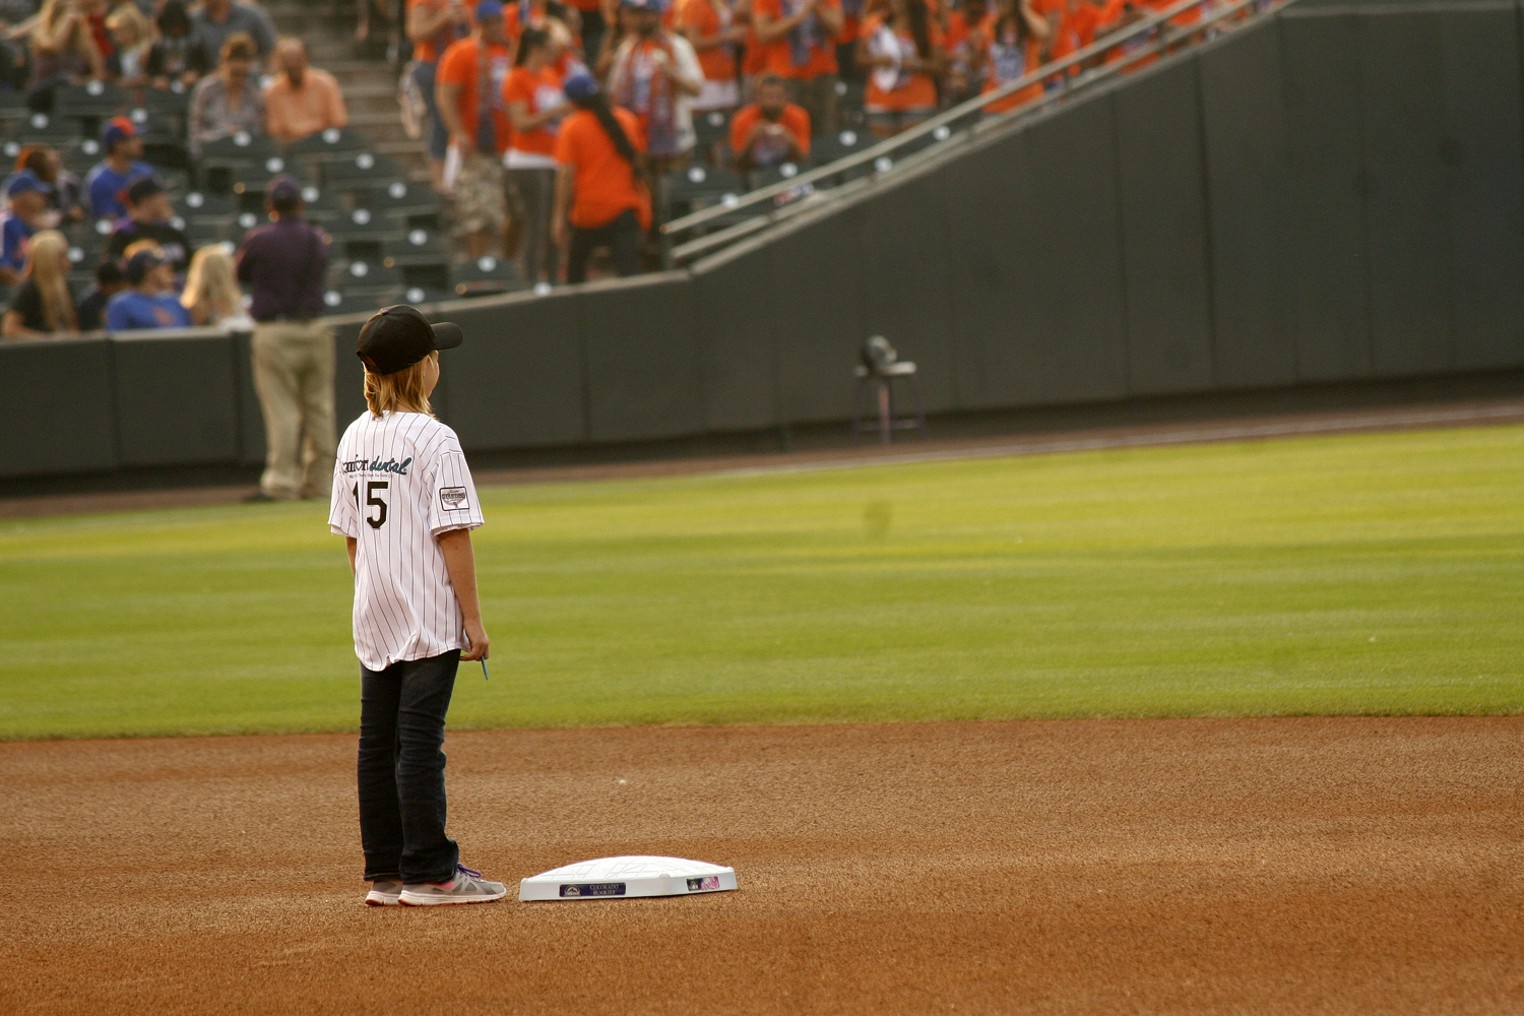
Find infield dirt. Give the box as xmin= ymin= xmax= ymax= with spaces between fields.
xmin=3 ymin=717 xmax=1520 ymax=1014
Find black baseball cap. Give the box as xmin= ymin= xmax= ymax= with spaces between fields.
xmin=124 ymin=248 xmax=167 ymax=285
xmin=356 ymin=305 xmax=464 ymax=375
xmin=125 ymin=174 xmax=165 ymax=206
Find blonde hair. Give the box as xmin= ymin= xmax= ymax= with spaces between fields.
xmin=25 ymin=230 xmax=77 ymax=334
xmin=122 ymin=238 xmax=164 ymax=262
xmin=37 ymin=0 xmax=99 ymax=65
xmin=181 ymin=244 xmax=244 ymax=324
xmin=364 ymin=352 xmax=437 ymax=418
xmin=105 ymin=3 xmax=151 ymax=50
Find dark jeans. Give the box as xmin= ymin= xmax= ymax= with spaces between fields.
xmin=566 ymin=208 xmax=642 ymax=284
xmin=357 ymin=650 xmax=461 ymax=883
xmin=506 ymin=166 xmax=558 ymax=286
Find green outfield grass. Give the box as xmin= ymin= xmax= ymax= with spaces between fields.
xmin=2 ymin=424 xmax=1521 ymax=740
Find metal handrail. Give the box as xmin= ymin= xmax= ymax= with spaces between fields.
xmin=663 ymin=0 xmax=1276 ymax=265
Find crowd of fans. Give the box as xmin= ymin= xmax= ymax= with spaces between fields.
xmin=0 ymin=0 xmax=1250 ymax=340
xmin=0 ymin=1 xmax=349 ymax=340
xmin=402 ymin=0 xmax=1243 ymax=284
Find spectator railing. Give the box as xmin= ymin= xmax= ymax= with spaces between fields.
xmin=663 ymin=0 xmax=1278 ymax=267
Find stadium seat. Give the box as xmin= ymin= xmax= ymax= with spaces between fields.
xmin=135 ymin=87 xmax=191 ymax=128
xmin=662 ymin=164 xmax=747 ymax=223
xmin=320 ymin=288 xmax=387 ymax=317
xmin=384 ymin=227 xmax=451 ymax=290
xmin=182 ymin=190 xmax=239 ymax=226
xmin=337 ymin=258 xmax=405 ymax=298
xmin=223 ymin=209 xmax=267 ymax=246
xmin=229 ymin=154 xmax=313 ymax=206
xmin=54 ymin=81 xmax=132 ymax=124
xmin=367 ymin=179 xmax=445 ymax=222
xmin=199 ymin=132 xmax=283 ymax=194
xmin=692 ymin=109 xmax=731 ymax=166
xmin=450 ymin=254 xmax=529 ymax=297
xmin=53 ymin=137 xmax=105 ymax=178
xmin=15 ymin=113 xmax=81 ymax=144
xmin=809 ymin=127 xmax=869 ymax=162
xmin=325 ymin=208 xmax=410 ymax=263
xmin=288 ymin=127 xmax=366 ymax=165
xmin=293 ymin=186 xmax=345 ymax=224
xmin=0 ymin=89 xmax=28 ymax=135
xmin=398 ymin=285 xmax=455 ymax=307
xmin=748 ymin=161 xmax=807 ymax=191
xmin=320 ymin=151 xmax=408 ymax=198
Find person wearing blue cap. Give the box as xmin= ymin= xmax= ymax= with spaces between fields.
xmin=104 ymin=248 xmax=193 ymax=332
xmin=606 ymin=0 xmax=704 ymax=167
xmin=0 ymin=170 xmax=54 ymax=288
xmin=552 ymin=73 xmax=652 ymax=282
xmin=236 ymin=175 xmax=336 ymax=502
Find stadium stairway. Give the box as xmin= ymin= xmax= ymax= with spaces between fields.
xmin=262 ymin=0 xmax=430 ymax=186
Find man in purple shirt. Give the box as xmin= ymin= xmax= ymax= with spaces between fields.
xmin=235 ymin=175 xmax=335 ymax=502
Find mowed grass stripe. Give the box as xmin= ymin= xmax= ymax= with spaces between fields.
xmin=1 ymin=424 xmax=1520 ymax=739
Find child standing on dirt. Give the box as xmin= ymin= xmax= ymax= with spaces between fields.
xmin=328 ymin=304 xmax=507 ymax=907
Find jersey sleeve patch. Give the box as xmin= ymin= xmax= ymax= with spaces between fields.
xmin=440 ymin=486 xmax=471 ymax=511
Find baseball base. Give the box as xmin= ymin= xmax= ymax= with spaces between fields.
xmin=519 ymin=856 xmax=739 ymax=901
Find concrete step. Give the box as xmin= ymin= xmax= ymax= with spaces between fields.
xmin=262 ymin=4 xmax=357 ymax=34
xmin=255 ymin=1 xmax=431 ymax=181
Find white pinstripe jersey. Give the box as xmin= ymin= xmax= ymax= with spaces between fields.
xmin=328 ymin=410 xmax=485 ymax=671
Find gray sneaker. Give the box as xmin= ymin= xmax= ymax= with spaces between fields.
xmin=365 ymin=880 xmax=403 ymax=906
xmin=399 ymin=864 xmax=508 ymax=906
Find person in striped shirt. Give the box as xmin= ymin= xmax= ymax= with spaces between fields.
xmin=328 ymin=304 xmax=507 ymax=908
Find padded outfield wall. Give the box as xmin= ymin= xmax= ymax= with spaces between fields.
xmin=4 ymin=0 xmax=1522 ymax=480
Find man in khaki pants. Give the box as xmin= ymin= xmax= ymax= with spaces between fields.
xmin=236 ymin=175 xmax=335 ymax=501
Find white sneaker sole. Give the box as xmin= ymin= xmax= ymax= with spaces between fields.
xmin=365 ymin=892 xmax=402 ymax=906
xmin=399 ymin=889 xmax=508 ymax=906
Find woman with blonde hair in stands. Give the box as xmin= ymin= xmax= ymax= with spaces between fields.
xmin=105 ymin=2 xmax=154 ymax=89
xmin=2 ymin=229 xmax=78 ymax=339
xmin=181 ymin=243 xmax=253 ymax=330
xmin=25 ymin=0 xmax=108 ymax=94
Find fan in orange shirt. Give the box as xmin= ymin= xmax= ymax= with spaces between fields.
xmin=437 ymin=1 xmax=515 ymax=258
xmin=752 ymin=0 xmax=845 ymax=133
xmin=943 ymin=0 xmax=991 ymax=105
xmin=504 ymin=0 xmax=585 ymax=64
xmin=674 ymin=0 xmax=746 ymax=112
xmin=1094 ymin=0 xmax=1159 ymax=72
xmin=1032 ymin=0 xmax=1106 ymax=79
xmin=406 ymin=0 xmax=475 ymax=188
xmin=503 ymin=27 xmax=572 ymax=285
xmin=975 ymin=0 xmax=1048 ymax=113
xmin=552 ymin=73 xmax=652 ymax=283
xmin=857 ymin=0 xmax=944 ymax=138
xmin=730 ymin=72 xmax=811 ymax=169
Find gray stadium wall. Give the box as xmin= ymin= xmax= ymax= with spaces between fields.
xmin=4 ymin=0 xmax=1522 ymax=481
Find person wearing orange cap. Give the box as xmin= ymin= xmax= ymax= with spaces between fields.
xmin=83 ymin=117 xmax=155 ymax=220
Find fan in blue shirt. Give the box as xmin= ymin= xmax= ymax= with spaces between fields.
xmin=106 ymin=249 xmax=192 ymax=332
xmin=83 ymin=117 xmax=156 ymax=220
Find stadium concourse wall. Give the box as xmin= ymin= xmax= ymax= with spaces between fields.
xmin=3 ymin=0 xmax=1523 ymax=481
